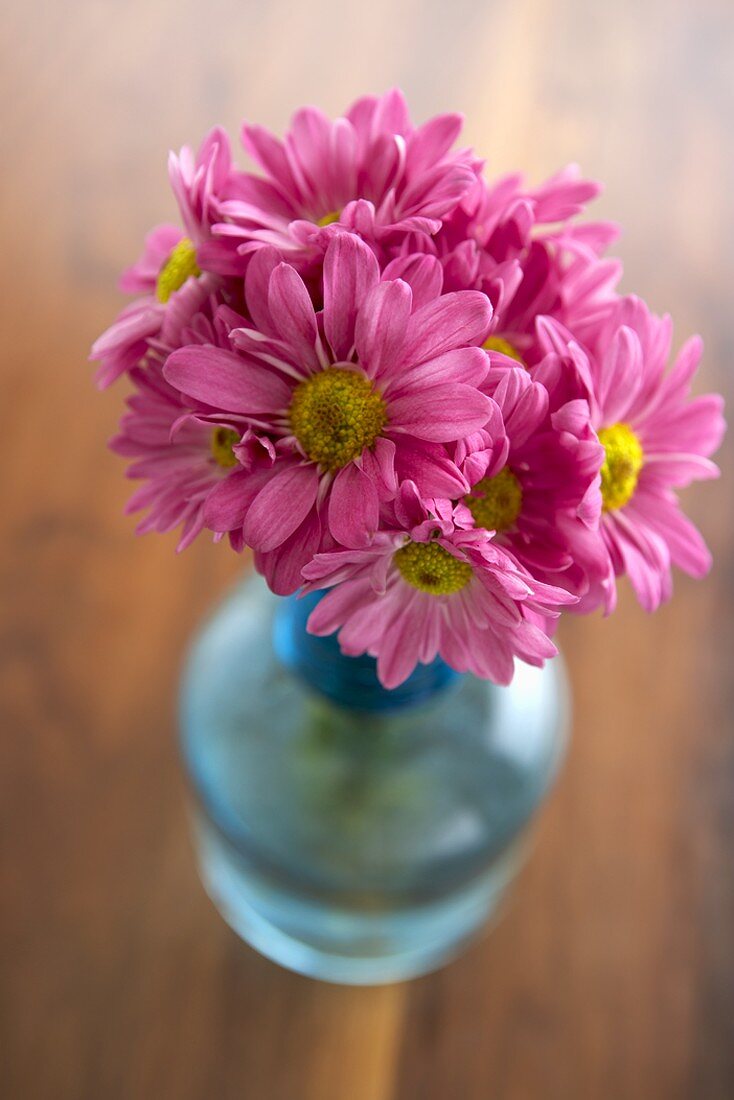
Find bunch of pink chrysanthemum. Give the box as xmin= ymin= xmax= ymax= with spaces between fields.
xmin=94 ymin=90 xmax=725 ymax=688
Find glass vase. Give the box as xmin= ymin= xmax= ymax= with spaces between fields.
xmin=179 ymin=573 xmax=569 ymax=985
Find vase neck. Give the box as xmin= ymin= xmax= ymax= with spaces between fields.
xmin=273 ymin=590 xmax=460 ymax=712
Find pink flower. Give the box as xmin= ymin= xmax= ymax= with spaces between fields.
xmin=94 ymin=94 xmax=727 ymax=692
xmin=573 ymin=297 xmax=725 ymax=611
xmin=434 ymin=167 xmax=621 ymax=369
xmin=163 ymin=234 xmax=493 ymax=594
xmin=91 ymin=128 xmax=239 ymax=388
xmin=453 ymin=361 xmax=605 ymax=600
xmin=302 ymin=483 xmax=576 ymax=688
xmin=109 ymin=303 xmax=264 ymax=551
xmin=215 ymin=89 xmax=480 ymax=266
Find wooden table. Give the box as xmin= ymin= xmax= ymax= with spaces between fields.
xmin=2 ymin=1 xmax=732 ymax=1096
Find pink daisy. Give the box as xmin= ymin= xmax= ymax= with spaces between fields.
xmin=452 ymin=360 xmax=605 ymax=600
xmin=109 ymin=303 xmax=269 ymax=551
xmin=162 ymin=234 xmax=493 ymax=594
xmin=91 ymin=127 xmax=240 ymax=389
xmin=301 ymin=482 xmax=577 ymax=689
xmin=568 ymin=297 xmax=725 ymax=611
xmin=214 ymin=88 xmax=480 ymax=267
xmin=433 ymin=167 xmax=621 ymax=370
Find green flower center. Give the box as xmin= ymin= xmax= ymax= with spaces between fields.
xmin=210 ymin=427 xmax=240 ymax=468
xmin=465 ymin=467 xmax=523 ymax=532
xmin=598 ymin=422 xmax=644 ymax=511
xmin=482 ymin=335 xmax=525 ymax=366
xmin=156 ymin=238 xmax=201 ymax=303
xmin=394 ymin=540 xmax=473 ymax=595
xmin=289 ymin=368 xmax=387 ymax=472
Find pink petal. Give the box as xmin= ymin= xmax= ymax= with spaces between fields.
xmin=403 ymin=292 xmax=492 ymax=364
xmin=90 ymin=302 xmax=160 ymax=358
xmin=328 ymin=463 xmax=380 ymax=547
xmin=381 ymin=254 xmax=444 ymax=308
xmin=641 ymin=394 xmax=725 ymax=458
xmin=267 ymin=263 xmax=320 ymax=369
xmin=244 ymin=463 xmax=320 ymax=552
xmin=375 ymin=590 xmax=424 ymax=689
xmin=305 ymin=576 xmax=372 ymax=638
xmin=395 ymin=439 xmax=469 ymax=497
xmin=655 ymin=335 xmax=703 ymax=407
xmin=255 ymin=507 xmax=324 ymax=595
xmin=198 ymin=125 xmax=231 ymax=190
xmin=389 ymin=385 xmax=493 ymax=441
xmin=354 ymin=280 xmax=412 ymax=379
xmin=630 ymin=490 xmax=712 ymax=578
xmin=390 ymin=347 xmax=488 ymax=393
xmin=244 ymin=247 xmax=282 ymax=336
xmin=203 ymin=469 xmax=270 ymax=531
xmin=598 ymin=326 xmax=643 ymax=424
xmin=164 ymin=346 xmax=291 ymax=414
xmin=288 ymin=108 xmax=336 ymax=197
xmin=372 ymin=88 xmax=412 ymax=135
xmin=607 ymin=510 xmax=670 ymax=612
xmin=119 ymin=224 xmax=182 ymax=292
xmin=406 ymin=113 xmax=463 ymax=175
xmin=359 ymin=436 xmax=398 ymax=496
xmin=323 ymin=234 xmax=380 ymax=359
xmin=241 ymin=124 xmax=298 ymax=197
xmin=337 ymin=587 xmax=401 ymax=654
xmin=490 ymin=368 xmax=549 ymax=448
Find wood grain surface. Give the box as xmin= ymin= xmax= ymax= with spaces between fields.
xmin=2 ymin=1 xmax=732 ymax=1097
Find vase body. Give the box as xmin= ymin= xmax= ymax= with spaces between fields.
xmin=180 ymin=574 xmax=569 ymax=985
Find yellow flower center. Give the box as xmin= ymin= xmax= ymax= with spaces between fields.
xmin=465 ymin=467 xmax=523 ymax=532
xmin=598 ymin=422 xmax=644 ymax=511
xmin=394 ymin=540 xmax=473 ymax=595
xmin=210 ymin=426 xmax=240 ymax=468
xmin=316 ymin=210 xmax=341 ymax=227
xmin=482 ymin=335 xmax=525 ymax=366
xmin=289 ymin=368 xmax=387 ymax=472
xmin=156 ymin=238 xmax=201 ymax=303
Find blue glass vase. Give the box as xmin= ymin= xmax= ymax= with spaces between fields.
xmin=180 ymin=573 xmax=569 ymax=984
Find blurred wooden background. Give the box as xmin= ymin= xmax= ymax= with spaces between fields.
xmin=2 ymin=1 xmax=732 ymax=1097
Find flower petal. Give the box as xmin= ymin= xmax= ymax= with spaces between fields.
xmin=267 ymin=263 xmax=320 ymax=370
xmin=395 ymin=439 xmax=469 ymax=497
xmin=375 ymin=590 xmax=425 ymax=688
xmin=597 ymin=326 xmax=643 ymax=424
xmin=244 ymin=246 xmax=282 ymax=336
xmin=402 ymin=291 xmax=492 ymax=364
xmin=630 ymin=490 xmax=712 ymax=578
xmin=389 ymin=384 xmax=493 ymax=441
xmin=354 ymin=280 xmax=412 ymax=379
xmin=164 ymin=346 xmax=291 ymax=414
xmin=381 ymin=254 xmax=444 ymax=308
xmin=203 ymin=468 xmax=270 ymax=531
xmin=324 ymin=233 xmax=380 ymax=359
xmin=244 ymin=463 xmax=320 ymax=551
xmin=389 ymin=347 xmax=488 ymax=394
xmin=255 ymin=507 xmax=324 ymax=595
xmin=328 ymin=462 xmax=380 ymax=547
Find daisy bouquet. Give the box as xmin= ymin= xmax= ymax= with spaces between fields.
xmin=94 ymin=90 xmax=725 ymax=690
